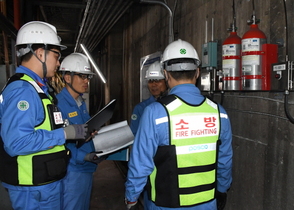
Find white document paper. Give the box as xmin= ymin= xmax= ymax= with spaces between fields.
xmin=92 ymin=120 xmax=134 ymax=157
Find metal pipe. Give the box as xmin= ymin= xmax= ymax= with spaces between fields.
xmin=13 ymin=0 xmax=20 ymax=29
xmin=232 ymin=0 xmax=236 ymax=32
xmin=211 ymin=17 xmax=214 ymax=41
xmin=74 ymin=0 xmax=92 ymax=52
xmin=0 ymin=0 xmax=6 ymax=15
xmin=76 ymin=1 xmax=101 ymax=52
xmin=140 ymin=0 xmax=174 ymax=43
xmin=284 ymin=90 xmax=294 ymax=124
xmin=205 ymin=19 xmax=207 ymax=43
xmin=86 ymin=0 xmax=125 ymax=50
xmin=86 ymin=0 xmax=116 ymax=46
xmin=282 ymin=1 xmax=294 ymax=124
xmin=76 ymin=0 xmax=135 ymax=53
xmin=1 ymin=0 xmax=11 ymax=79
xmin=90 ymin=1 xmax=133 ymax=51
xmin=78 ymin=0 xmax=103 ymax=49
xmin=283 ymin=0 xmax=288 ymax=62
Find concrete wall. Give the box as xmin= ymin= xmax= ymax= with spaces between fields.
xmin=98 ymin=0 xmax=294 ymax=209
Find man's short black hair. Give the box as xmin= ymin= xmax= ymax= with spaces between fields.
xmin=168 ymin=70 xmax=197 ymax=80
xmin=165 ymin=58 xmax=197 ymax=80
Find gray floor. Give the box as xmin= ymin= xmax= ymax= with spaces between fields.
xmin=0 ymin=160 xmax=143 ymax=210
xmin=0 ymin=184 xmax=12 ymax=210
xmin=90 ymin=160 xmax=144 ymax=210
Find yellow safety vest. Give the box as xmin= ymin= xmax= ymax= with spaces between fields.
xmin=147 ymin=95 xmax=220 ymax=207
xmin=0 ymin=73 xmax=70 ymax=186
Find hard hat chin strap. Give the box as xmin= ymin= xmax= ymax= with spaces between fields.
xmin=42 ymin=62 xmax=48 ymax=79
xmin=66 ymin=72 xmax=83 ymax=96
xmin=29 ymin=44 xmax=48 ymax=78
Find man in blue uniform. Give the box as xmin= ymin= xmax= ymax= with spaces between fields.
xmin=125 ymin=39 xmax=232 ymax=210
xmin=130 ymin=61 xmax=167 ymax=135
xmin=0 ymin=21 xmax=88 ymax=210
xmin=56 ymin=52 xmax=100 ymax=210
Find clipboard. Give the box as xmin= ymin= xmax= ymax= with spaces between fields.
xmin=86 ymin=99 xmax=116 ymax=139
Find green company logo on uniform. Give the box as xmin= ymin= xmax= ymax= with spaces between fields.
xmin=131 ymin=114 xmax=137 ymax=120
xmin=17 ymin=100 xmax=29 ymax=111
xmin=180 ymin=48 xmax=186 ymax=54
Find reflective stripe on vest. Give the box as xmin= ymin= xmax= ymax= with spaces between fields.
xmin=149 ymin=95 xmax=220 ymax=207
xmin=18 ymin=74 xmax=66 ymax=185
xmin=0 ymin=74 xmax=68 ymax=186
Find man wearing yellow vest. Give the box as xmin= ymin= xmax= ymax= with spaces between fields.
xmin=125 ymin=39 xmax=233 ymax=210
xmin=0 ymin=21 xmax=88 ymax=210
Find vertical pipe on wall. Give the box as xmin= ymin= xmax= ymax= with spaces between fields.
xmin=0 ymin=0 xmax=10 ymax=80
xmin=0 ymin=0 xmax=6 ymax=15
xmin=282 ymin=0 xmax=294 ymax=124
xmin=104 ymin=36 xmax=110 ymax=106
xmin=205 ymin=19 xmax=208 ymax=43
xmin=13 ymin=0 xmax=20 ymax=30
xmin=212 ymin=18 xmax=214 ymax=41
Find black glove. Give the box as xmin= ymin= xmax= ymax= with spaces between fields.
xmin=64 ymin=124 xmax=88 ymax=140
xmin=84 ymin=152 xmax=107 ymax=164
xmin=216 ymin=191 xmax=227 ymax=210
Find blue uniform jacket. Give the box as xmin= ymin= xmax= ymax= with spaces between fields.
xmin=56 ymin=88 xmax=97 ymax=172
xmin=125 ymin=84 xmax=233 ymax=210
xmin=0 ymin=66 xmax=66 ymax=189
xmin=130 ymin=95 xmax=156 ymax=135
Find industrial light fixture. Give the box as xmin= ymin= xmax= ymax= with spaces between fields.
xmin=80 ymin=43 xmax=106 ymax=84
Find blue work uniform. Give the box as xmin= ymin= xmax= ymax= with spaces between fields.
xmin=0 ymin=66 xmax=67 ymax=210
xmin=56 ymin=87 xmax=97 ymax=210
xmin=125 ymin=84 xmax=233 ymax=210
xmin=130 ymin=95 xmax=156 ymax=135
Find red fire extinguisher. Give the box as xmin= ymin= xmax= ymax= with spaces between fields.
xmin=242 ymin=21 xmax=279 ymax=90
xmin=241 ymin=12 xmax=267 ymax=90
xmin=222 ymin=25 xmax=241 ymax=90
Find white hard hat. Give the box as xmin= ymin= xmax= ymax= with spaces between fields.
xmin=16 ymin=21 xmax=66 ymax=57
xmin=59 ymin=53 xmax=95 ymax=75
xmin=145 ymin=61 xmax=164 ymax=80
xmin=162 ymin=39 xmax=201 ymax=71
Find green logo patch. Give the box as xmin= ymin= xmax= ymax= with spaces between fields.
xmin=131 ymin=114 xmax=137 ymax=121
xmin=17 ymin=100 xmax=29 ymax=111
xmin=180 ymin=49 xmax=186 ymax=54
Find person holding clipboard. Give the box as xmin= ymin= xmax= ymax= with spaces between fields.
xmin=56 ymin=52 xmax=102 ymax=210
